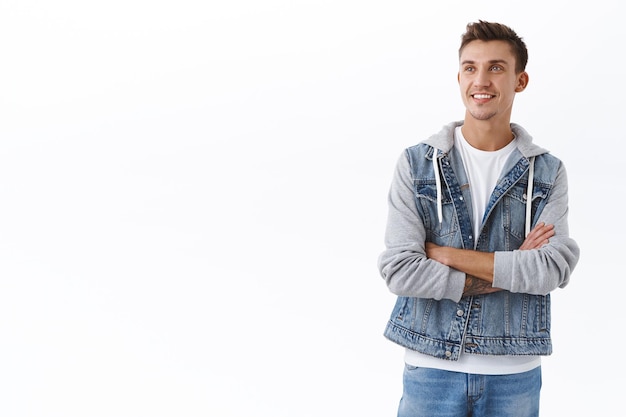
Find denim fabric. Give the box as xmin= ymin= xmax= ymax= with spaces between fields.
xmin=398 ymin=365 xmax=541 ymax=417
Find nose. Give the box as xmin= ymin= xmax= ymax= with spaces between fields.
xmin=473 ymin=69 xmax=491 ymax=87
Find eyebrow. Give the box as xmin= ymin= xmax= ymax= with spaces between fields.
xmin=461 ymin=59 xmax=510 ymax=66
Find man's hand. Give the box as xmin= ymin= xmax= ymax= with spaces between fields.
xmin=519 ymin=222 xmax=554 ymax=250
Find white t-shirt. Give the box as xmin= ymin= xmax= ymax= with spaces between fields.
xmin=455 ymin=125 xmax=518 ymax=242
xmin=404 ymin=126 xmax=540 ymax=375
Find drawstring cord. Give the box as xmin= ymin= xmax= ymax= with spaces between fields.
xmin=525 ymin=156 xmax=535 ymax=237
xmin=432 ymin=147 xmax=443 ymax=224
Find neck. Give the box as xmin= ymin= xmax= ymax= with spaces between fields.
xmin=461 ymin=118 xmax=514 ymax=151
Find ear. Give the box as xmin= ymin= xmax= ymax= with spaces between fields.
xmin=515 ymin=71 xmax=529 ymax=92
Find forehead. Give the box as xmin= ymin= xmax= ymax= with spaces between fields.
xmin=460 ymin=40 xmax=515 ymax=65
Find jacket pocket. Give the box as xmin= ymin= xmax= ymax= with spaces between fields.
xmin=415 ymin=181 xmax=458 ymax=242
xmin=500 ymin=180 xmax=550 ymax=244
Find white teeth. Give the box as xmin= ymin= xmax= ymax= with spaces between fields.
xmin=473 ymin=94 xmax=492 ymax=99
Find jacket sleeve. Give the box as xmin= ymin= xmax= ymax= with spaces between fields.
xmin=493 ymin=162 xmax=580 ymax=294
xmin=377 ymin=151 xmax=466 ymax=302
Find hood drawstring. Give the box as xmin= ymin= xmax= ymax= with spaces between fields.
xmin=525 ymin=156 xmax=535 ymax=237
xmin=432 ymin=147 xmax=443 ymax=224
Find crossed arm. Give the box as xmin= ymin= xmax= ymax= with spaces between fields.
xmin=425 ymin=222 xmax=555 ymax=297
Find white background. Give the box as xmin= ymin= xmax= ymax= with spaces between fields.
xmin=0 ymin=1 xmax=622 ymax=416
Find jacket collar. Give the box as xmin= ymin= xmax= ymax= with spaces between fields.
xmin=423 ymin=121 xmax=549 ymax=158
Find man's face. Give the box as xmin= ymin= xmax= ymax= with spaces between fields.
xmin=458 ymin=40 xmax=528 ymax=122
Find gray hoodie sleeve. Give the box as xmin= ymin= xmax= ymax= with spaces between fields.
xmin=377 ymin=151 xmax=466 ymax=302
xmin=493 ymin=162 xmax=580 ymax=294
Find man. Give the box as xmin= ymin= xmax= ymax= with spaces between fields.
xmin=378 ymin=21 xmax=580 ymax=417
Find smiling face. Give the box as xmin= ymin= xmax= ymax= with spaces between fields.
xmin=458 ymin=40 xmax=528 ymax=125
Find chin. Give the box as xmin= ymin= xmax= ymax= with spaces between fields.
xmin=469 ymin=111 xmax=497 ymax=121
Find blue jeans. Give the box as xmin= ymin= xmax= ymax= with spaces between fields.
xmin=398 ymin=365 xmax=541 ymax=417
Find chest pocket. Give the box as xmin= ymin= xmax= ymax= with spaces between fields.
xmin=414 ymin=180 xmax=458 ymax=242
xmin=500 ymin=179 xmax=551 ymax=243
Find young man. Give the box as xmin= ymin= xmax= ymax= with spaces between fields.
xmin=378 ymin=21 xmax=580 ymax=417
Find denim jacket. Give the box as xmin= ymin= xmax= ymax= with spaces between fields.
xmin=378 ymin=121 xmax=580 ymax=360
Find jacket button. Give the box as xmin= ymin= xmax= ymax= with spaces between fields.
xmin=445 ymin=351 xmax=452 ymax=358
xmin=456 ymin=310 xmax=464 ymax=317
